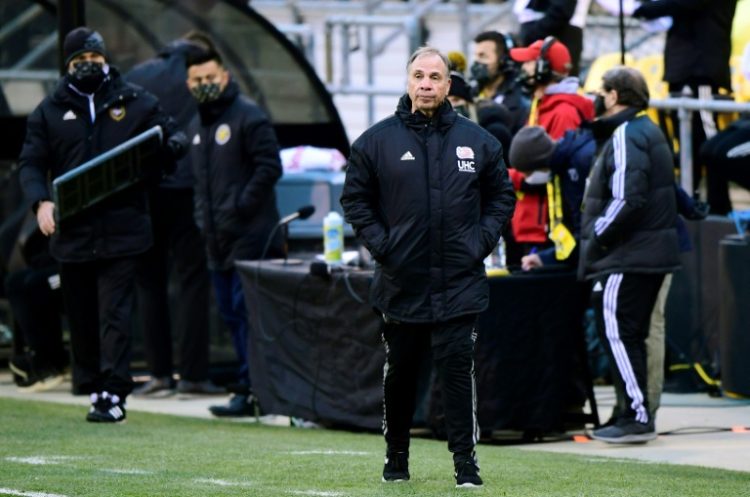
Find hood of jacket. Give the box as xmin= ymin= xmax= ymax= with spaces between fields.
xmin=395 ymin=94 xmax=457 ymax=132
xmin=538 ymin=90 xmax=595 ymax=122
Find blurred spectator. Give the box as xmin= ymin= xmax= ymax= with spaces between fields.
xmin=513 ymin=0 xmax=593 ymax=76
xmin=505 ymin=37 xmax=594 ymax=264
xmin=700 ymin=116 xmax=750 ymax=214
xmin=470 ymin=30 xmax=529 ymax=133
xmin=126 ymin=33 xmax=221 ymax=397
xmin=448 ymin=70 xmax=477 ymax=121
xmin=510 ymin=37 xmax=593 ymax=138
xmin=633 ymin=0 xmax=738 ymax=193
xmin=2 ymin=205 xmax=67 ymax=392
xmin=509 ymin=125 xmax=594 ymax=271
xmin=700 ymin=45 xmax=750 ymax=215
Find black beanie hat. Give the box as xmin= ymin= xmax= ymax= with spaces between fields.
xmin=63 ymin=27 xmax=106 ymax=66
xmin=509 ymin=126 xmax=556 ymax=173
xmin=449 ymin=71 xmax=473 ymax=103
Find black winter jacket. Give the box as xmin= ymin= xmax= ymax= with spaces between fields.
xmin=578 ymin=108 xmax=680 ymax=280
xmin=341 ymin=95 xmax=516 ymax=323
xmin=187 ymin=81 xmax=283 ymax=271
xmin=19 ymin=68 xmax=177 ymax=262
xmin=634 ymin=0 xmax=737 ymax=90
xmin=126 ymin=40 xmax=200 ymax=189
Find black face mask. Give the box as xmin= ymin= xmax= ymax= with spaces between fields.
xmin=190 ymin=83 xmax=222 ymax=104
xmin=69 ymin=61 xmax=105 ymax=94
xmin=516 ymin=70 xmax=536 ymax=93
xmin=594 ymin=94 xmax=607 ymax=117
xmin=469 ymin=62 xmax=494 ymax=88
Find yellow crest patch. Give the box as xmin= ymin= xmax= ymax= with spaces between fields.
xmin=109 ymin=106 xmax=126 ymax=121
xmin=215 ymin=124 xmax=231 ymax=145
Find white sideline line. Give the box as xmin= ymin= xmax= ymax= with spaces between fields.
xmin=4 ymin=456 xmax=80 ymax=466
xmin=290 ymin=492 xmax=345 ymax=497
xmin=100 ymin=468 xmax=154 ymax=475
xmin=193 ymin=478 xmax=253 ymax=487
xmin=288 ymin=450 xmax=370 ymax=456
xmin=0 ymin=488 xmax=71 ymax=497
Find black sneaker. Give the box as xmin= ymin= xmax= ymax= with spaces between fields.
xmin=382 ymin=451 xmax=409 ymax=482
xmin=86 ymin=392 xmax=127 ymax=423
xmin=591 ymin=418 xmax=656 ymax=444
xmin=454 ymin=453 xmax=483 ymax=488
xmin=208 ymin=393 xmax=258 ymax=417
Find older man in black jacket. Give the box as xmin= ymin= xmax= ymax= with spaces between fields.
xmin=580 ymin=66 xmax=680 ymax=444
xmin=18 ymin=27 xmax=186 ymax=423
xmin=341 ymin=47 xmax=515 ymax=488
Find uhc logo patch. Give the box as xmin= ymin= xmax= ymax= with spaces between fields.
xmin=456 ymin=146 xmax=475 ymax=173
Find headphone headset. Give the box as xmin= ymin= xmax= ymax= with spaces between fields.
xmin=534 ymin=36 xmax=557 ymax=85
xmin=499 ymin=33 xmax=517 ymax=74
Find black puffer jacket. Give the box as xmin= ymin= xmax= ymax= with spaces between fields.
xmin=126 ymin=40 xmax=200 ymax=189
xmin=19 ymin=67 xmax=178 ymax=262
xmin=341 ymin=95 xmax=516 ymax=323
xmin=187 ymin=80 xmax=283 ymax=271
xmin=578 ymin=108 xmax=680 ymax=280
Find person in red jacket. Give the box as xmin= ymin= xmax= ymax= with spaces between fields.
xmin=504 ymin=37 xmax=594 ymax=264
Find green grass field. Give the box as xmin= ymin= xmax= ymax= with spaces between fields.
xmin=1 ymin=397 xmax=749 ymax=497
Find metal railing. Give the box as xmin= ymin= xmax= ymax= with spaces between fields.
xmin=309 ymin=0 xmax=514 ymax=125
xmin=649 ymin=95 xmax=750 ymax=193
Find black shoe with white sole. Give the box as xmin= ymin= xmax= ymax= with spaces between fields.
xmin=86 ymin=391 xmax=127 ymax=423
xmin=454 ymin=453 xmax=483 ymax=488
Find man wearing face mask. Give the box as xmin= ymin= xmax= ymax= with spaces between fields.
xmin=18 ymin=27 xmax=187 ymax=423
xmin=503 ymin=38 xmax=593 ymax=264
xmin=470 ymin=31 xmax=528 ymax=134
xmin=185 ymin=48 xmax=285 ymax=418
xmin=580 ymin=66 xmax=680 ymax=444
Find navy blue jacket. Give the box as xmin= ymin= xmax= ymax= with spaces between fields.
xmin=187 ymin=80 xmax=283 ymax=271
xmin=538 ymin=126 xmax=594 ymax=266
xmin=341 ymin=95 xmax=516 ymax=323
xmin=126 ymin=40 xmax=200 ymax=189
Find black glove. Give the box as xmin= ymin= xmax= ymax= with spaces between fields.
xmin=166 ymin=131 xmax=188 ymax=160
xmin=683 ymin=201 xmax=710 ymax=221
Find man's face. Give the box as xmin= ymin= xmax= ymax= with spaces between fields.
xmin=472 ymin=40 xmax=499 ymax=76
xmin=595 ymin=85 xmax=619 ymax=117
xmin=67 ymin=52 xmax=105 ymax=73
xmin=407 ymin=53 xmax=450 ymax=117
xmin=186 ymin=60 xmax=229 ymax=94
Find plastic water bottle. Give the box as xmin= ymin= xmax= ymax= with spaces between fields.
xmin=323 ymin=211 xmax=344 ymax=264
xmin=496 ymin=236 xmax=506 ymax=268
